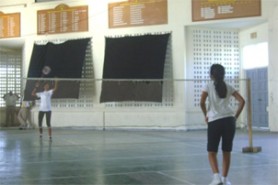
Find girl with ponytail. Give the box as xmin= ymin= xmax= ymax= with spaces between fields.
xmin=200 ymin=64 xmax=245 ymax=185
xmin=211 ymin=64 xmax=227 ymax=98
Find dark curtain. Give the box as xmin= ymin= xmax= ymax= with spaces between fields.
xmin=100 ymin=34 xmax=170 ymax=102
xmin=24 ymin=38 xmax=90 ymax=100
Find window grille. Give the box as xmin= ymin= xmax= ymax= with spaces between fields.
xmin=187 ymin=27 xmax=240 ymax=109
xmin=0 ymin=49 xmax=22 ymax=107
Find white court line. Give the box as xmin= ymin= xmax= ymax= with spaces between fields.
xmin=157 ymin=171 xmax=196 ymax=185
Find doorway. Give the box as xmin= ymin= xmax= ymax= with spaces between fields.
xmin=243 ymin=42 xmax=269 ymax=128
xmin=246 ymin=68 xmax=268 ymax=128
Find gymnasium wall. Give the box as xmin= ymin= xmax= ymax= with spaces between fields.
xmin=0 ymin=0 xmax=277 ymax=130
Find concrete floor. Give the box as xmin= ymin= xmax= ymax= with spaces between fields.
xmin=0 ymin=128 xmax=277 ymax=185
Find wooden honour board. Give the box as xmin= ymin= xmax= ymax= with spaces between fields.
xmin=108 ymin=0 xmax=168 ymax=28
xmin=0 ymin=12 xmax=20 ymax=38
xmin=192 ymin=0 xmax=261 ymax=22
xmin=37 ymin=4 xmax=88 ymax=35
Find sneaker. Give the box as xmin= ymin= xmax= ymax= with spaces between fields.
xmin=222 ymin=177 xmax=231 ymax=185
xmin=209 ymin=174 xmax=223 ymax=185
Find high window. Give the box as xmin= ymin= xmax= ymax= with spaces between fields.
xmin=0 ymin=50 xmax=22 ymax=107
xmin=243 ymin=42 xmax=269 ymax=69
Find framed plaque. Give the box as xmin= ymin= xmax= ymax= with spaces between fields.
xmin=0 ymin=12 xmax=20 ymax=38
xmin=37 ymin=4 xmax=88 ymax=35
xmin=109 ymin=0 xmax=168 ymax=28
xmin=192 ymin=0 xmax=261 ymax=22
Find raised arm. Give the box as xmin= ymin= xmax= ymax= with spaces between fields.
xmin=32 ymin=82 xmax=40 ymax=97
xmin=52 ymin=79 xmax=58 ymax=92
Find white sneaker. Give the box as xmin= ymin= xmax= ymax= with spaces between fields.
xmin=209 ymin=174 xmax=223 ymax=185
xmin=222 ymin=177 xmax=231 ymax=185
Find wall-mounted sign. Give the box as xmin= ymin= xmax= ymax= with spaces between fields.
xmin=0 ymin=12 xmax=21 ymax=38
xmin=192 ymin=0 xmax=261 ymax=22
xmin=37 ymin=4 xmax=88 ymax=35
xmin=108 ymin=0 xmax=168 ymax=28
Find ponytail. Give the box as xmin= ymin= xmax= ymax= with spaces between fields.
xmin=210 ymin=64 xmax=227 ymax=98
xmin=214 ymin=80 xmax=227 ymax=98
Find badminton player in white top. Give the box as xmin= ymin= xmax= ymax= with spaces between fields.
xmin=32 ymin=79 xmax=58 ymax=141
xmin=200 ymin=64 xmax=245 ymax=185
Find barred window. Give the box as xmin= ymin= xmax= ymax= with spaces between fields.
xmin=0 ymin=50 xmax=22 ymax=107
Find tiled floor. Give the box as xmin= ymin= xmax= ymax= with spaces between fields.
xmin=0 ymin=128 xmax=277 ymax=185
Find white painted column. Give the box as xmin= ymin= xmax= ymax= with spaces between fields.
xmin=268 ymin=6 xmax=278 ymax=131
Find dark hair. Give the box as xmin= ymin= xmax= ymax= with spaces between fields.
xmin=210 ymin=64 xmax=227 ymax=98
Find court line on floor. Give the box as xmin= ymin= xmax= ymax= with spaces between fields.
xmin=157 ymin=171 xmax=196 ymax=185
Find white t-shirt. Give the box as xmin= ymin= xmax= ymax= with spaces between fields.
xmin=3 ymin=94 xmax=18 ymax=106
xmin=36 ymin=90 xmax=54 ymax=112
xmin=203 ymin=81 xmax=236 ymax=122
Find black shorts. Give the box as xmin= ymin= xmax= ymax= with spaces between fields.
xmin=207 ymin=117 xmax=236 ymax=152
xmin=38 ymin=111 xmax=52 ymax=127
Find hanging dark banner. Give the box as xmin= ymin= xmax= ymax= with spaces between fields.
xmin=100 ymin=33 xmax=170 ymax=102
xmin=24 ymin=38 xmax=90 ymax=100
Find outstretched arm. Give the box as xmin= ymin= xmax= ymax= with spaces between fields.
xmin=16 ymin=93 xmax=20 ymax=100
xmin=233 ymin=91 xmax=245 ymax=119
xmin=32 ymin=82 xmax=40 ymax=97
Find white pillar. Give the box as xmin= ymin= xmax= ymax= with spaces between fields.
xmin=268 ymin=6 xmax=278 ymax=131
